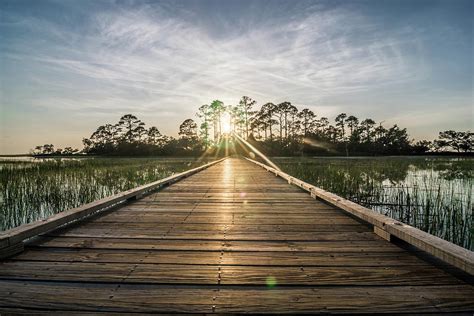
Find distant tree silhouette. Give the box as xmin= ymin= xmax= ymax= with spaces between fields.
xmin=412 ymin=140 xmax=432 ymax=154
xmin=435 ymin=130 xmax=473 ymax=152
xmin=210 ymin=100 xmax=225 ymax=142
xmin=360 ymin=119 xmax=376 ymax=143
xmin=33 ymin=144 xmax=55 ymax=155
xmin=261 ymin=103 xmax=277 ymax=141
xmin=62 ymin=147 xmax=79 ymax=155
xmin=346 ymin=115 xmax=359 ymax=136
xmin=197 ymin=104 xmax=211 ymax=146
xmin=335 ymin=113 xmax=347 ymax=141
xmin=117 ymin=114 xmax=145 ymax=143
xmin=179 ymin=119 xmax=198 ymax=138
xmin=285 ymin=103 xmax=299 ymax=141
xmin=32 ymin=96 xmax=472 ymax=157
xmin=147 ymin=127 xmax=165 ymax=146
xmin=238 ymin=96 xmax=256 ymax=139
xmin=272 ymin=103 xmax=286 ymax=141
xmin=298 ymin=109 xmax=316 ymax=137
xmin=178 ymin=119 xmax=200 ymax=153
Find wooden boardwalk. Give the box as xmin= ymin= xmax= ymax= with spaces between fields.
xmin=0 ymin=158 xmax=473 ymax=314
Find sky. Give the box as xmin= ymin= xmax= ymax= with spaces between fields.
xmin=0 ymin=0 xmax=472 ymax=154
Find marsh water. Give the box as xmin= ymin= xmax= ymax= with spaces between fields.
xmin=0 ymin=156 xmax=472 ymax=249
xmin=275 ymin=156 xmax=473 ymax=250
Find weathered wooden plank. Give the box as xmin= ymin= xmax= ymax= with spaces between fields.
xmin=0 ymin=261 xmax=218 ymax=284
xmin=224 ymin=224 xmax=370 ymax=232
xmin=30 ymin=237 xmax=402 ymax=252
xmin=135 ymin=200 xmax=328 ymax=205
xmin=31 ymin=237 xmax=224 ymax=251
xmin=48 ymin=229 xmax=379 ymax=241
xmin=2 ymin=280 xmax=472 ymax=313
xmin=170 ymin=231 xmax=376 ymax=241
xmin=0 ymin=261 xmax=462 ymax=286
xmin=162 ymin=187 xmax=303 ymax=193
xmin=91 ymin=215 xmax=361 ymax=225
xmin=49 ymin=222 xmax=370 ymax=233
xmin=117 ymin=207 xmax=344 ymax=215
xmin=92 ymin=211 xmax=356 ymax=220
xmin=11 ymin=248 xmax=435 ymax=266
xmin=219 ymin=265 xmax=463 ymax=286
xmin=213 ymin=285 xmax=474 ymax=314
xmin=97 ymin=208 xmax=349 ymax=217
xmin=0 ymin=280 xmax=216 ymax=313
xmin=0 ymin=242 xmax=24 ymax=260
xmin=142 ymin=192 xmax=315 ymax=198
xmin=119 ymin=206 xmax=343 ymax=214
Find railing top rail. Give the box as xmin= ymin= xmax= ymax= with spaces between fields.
xmin=245 ymin=157 xmax=474 ymax=275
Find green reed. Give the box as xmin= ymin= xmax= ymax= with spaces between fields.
xmin=0 ymin=158 xmax=212 ymax=231
xmin=275 ymin=157 xmax=473 ymax=250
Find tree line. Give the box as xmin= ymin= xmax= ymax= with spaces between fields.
xmin=80 ymin=114 xmax=202 ymax=156
xmin=32 ymin=96 xmax=473 ymax=156
xmin=195 ymin=96 xmax=472 ymax=155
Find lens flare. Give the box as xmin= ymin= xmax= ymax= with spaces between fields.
xmin=233 ymin=133 xmax=280 ymax=171
xmin=266 ymin=276 xmax=277 ymax=288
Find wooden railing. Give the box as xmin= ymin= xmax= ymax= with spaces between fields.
xmin=0 ymin=157 xmax=226 ymax=259
xmin=245 ymin=157 xmax=474 ymax=275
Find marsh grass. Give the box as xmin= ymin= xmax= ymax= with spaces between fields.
xmin=275 ymin=157 xmax=473 ymax=250
xmin=0 ymin=157 xmax=212 ymax=231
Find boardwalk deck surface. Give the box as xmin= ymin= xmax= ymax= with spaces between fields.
xmin=0 ymin=158 xmax=473 ymax=314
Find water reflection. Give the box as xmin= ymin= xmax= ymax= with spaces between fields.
xmin=276 ymin=156 xmax=473 ymax=250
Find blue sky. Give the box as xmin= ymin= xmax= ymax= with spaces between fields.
xmin=0 ymin=0 xmax=472 ymax=153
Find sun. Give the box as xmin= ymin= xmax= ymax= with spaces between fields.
xmin=221 ymin=112 xmax=231 ymax=133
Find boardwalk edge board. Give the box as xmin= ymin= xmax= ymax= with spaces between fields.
xmin=0 ymin=158 xmax=227 ymax=259
xmin=245 ymin=157 xmax=474 ymax=275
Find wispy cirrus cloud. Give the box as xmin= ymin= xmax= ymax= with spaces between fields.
xmin=24 ymin=3 xmax=425 ymax=111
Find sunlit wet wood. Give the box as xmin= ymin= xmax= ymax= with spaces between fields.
xmin=0 ymin=158 xmax=473 ymax=313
